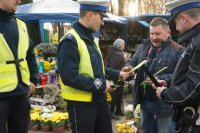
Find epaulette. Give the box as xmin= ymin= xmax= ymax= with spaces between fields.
xmin=61 ymin=33 xmax=76 ymax=44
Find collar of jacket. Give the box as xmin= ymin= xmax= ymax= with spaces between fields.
xmin=160 ymin=37 xmax=172 ymax=49
xmin=0 ymin=8 xmax=14 ymax=21
xmin=178 ymin=22 xmax=200 ymax=44
xmin=72 ymin=21 xmax=94 ymax=43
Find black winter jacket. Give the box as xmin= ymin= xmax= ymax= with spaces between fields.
xmin=161 ymin=23 xmax=200 ymax=107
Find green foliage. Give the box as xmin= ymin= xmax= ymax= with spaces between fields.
xmin=134 ymin=117 xmax=142 ymax=129
xmin=125 ymin=111 xmax=134 ymax=119
xmin=39 ymin=117 xmax=51 ymax=126
xmin=30 ymin=119 xmax=39 ymax=126
xmin=51 ymin=119 xmax=66 ymax=128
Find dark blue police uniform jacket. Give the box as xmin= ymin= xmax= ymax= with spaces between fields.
xmin=57 ymin=21 xmax=119 ymax=103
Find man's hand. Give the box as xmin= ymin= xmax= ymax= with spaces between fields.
xmin=146 ymin=77 xmax=158 ymax=86
xmin=152 ymin=80 xmax=167 ymax=89
xmin=156 ymin=86 xmax=167 ymax=99
xmin=119 ymin=71 xmax=128 ymax=81
xmin=122 ymin=66 xmax=133 ymax=73
xmin=104 ymin=81 xmax=115 ymax=93
xmin=121 ymin=66 xmax=134 ymax=79
xmin=28 ymin=82 xmax=36 ymax=96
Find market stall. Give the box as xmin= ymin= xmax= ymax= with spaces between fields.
xmin=16 ymin=0 xmax=127 ymax=45
xmin=29 ymin=43 xmax=71 ymax=132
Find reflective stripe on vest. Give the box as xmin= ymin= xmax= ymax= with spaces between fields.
xmin=0 ymin=19 xmax=30 ymax=92
xmin=60 ymin=28 xmax=105 ymax=102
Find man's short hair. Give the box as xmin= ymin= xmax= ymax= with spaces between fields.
xmin=183 ymin=8 xmax=200 ymax=19
xmin=80 ymin=10 xmax=89 ymax=18
xmin=150 ymin=17 xmax=169 ymax=28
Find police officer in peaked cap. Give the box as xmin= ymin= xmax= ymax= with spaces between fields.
xmin=155 ymin=0 xmax=200 ymax=132
xmin=57 ymin=0 xmax=127 ymax=133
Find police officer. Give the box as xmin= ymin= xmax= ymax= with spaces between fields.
xmin=155 ymin=0 xmax=200 ymax=132
xmin=0 ymin=0 xmax=38 ymax=132
xmin=57 ymin=0 xmax=127 ymax=133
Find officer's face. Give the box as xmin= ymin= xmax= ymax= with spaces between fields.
xmin=150 ymin=25 xmax=171 ymax=47
xmin=90 ymin=11 xmax=104 ymax=32
xmin=174 ymin=13 xmax=189 ymax=34
xmin=0 ymin=0 xmax=21 ymax=13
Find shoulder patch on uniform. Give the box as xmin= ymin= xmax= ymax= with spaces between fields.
xmin=94 ymin=78 xmax=102 ymax=90
xmin=61 ymin=33 xmax=77 ymax=44
xmin=66 ymin=33 xmax=74 ymax=40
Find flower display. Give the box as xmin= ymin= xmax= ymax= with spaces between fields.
xmin=43 ymin=85 xmax=59 ymax=104
xmin=44 ymin=60 xmax=52 ymax=72
xmin=39 ymin=116 xmax=51 ymax=126
xmin=30 ymin=112 xmax=40 ymax=126
xmin=36 ymin=43 xmax=57 ymax=59
xmin=44 ymin=60 xmax=57 ymax=72
xmin=133 ymin=105 xmax=141 ymax=130
xmin=115 ymin=120 xmax=136 ymax=133
xmin=50 ymin=112 xmax=68 ymax=128
xmin=106 ymin=93 xmax=112 ymax=102
xmin=30 ymin=109 xmax=69 ymax=128
xmin=30 ymin=108 xmax=42 ymax=126
xmin=34 ymin=47 xmax=38 ymax=55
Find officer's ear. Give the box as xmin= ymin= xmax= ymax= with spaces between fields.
xmin=178 ymin=13 xmax=189 ymax=24
xmin=86 ymin=11 xmax=94 ymax=20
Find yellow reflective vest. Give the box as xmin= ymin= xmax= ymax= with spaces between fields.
xmin=60 ymin=28 xmax=105 ymax=102
xmin=0 ymin=19 xmax=30 ymax=92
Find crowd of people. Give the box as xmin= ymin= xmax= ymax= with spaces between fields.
xmin=1 ymin=0 xmax=200 ymax=133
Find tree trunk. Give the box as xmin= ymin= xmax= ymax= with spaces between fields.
xmin=52 ymin=23 xmax=58 ymax=35
xmin=138 ymin=0 xmax=142 ymax=15
xmin=58 ymin=23 xmax=64 ymax=41
xmin=109 ymin=1 xmax=114 ymax=14
xmin=118 ymin=0 xmax=125 ymax=16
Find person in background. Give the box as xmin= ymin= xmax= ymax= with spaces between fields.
xmin=57 ymin=0 xmax=127 ymax=133
xmin=154 ymin=0 xmax=200 ymax=132
xmin=122 ymin=17 xmax=184 ymax=133
xmin=0 ymin=0 xmax=38 ymax=132
xmin=108 ymin=39 xmax=126 ymax=119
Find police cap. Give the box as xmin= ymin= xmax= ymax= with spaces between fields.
xmin=165 ymin=0 xmax=200 ymax=23
xmin=77 ymin=0 xmax=110 ymax=17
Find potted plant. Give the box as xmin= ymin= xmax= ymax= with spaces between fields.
xmin=29 ymin=108 xmax=42 ymax=131
xmin=51 ymin=119 xmax=66 ymax=133
xmin=50 ymin=112 xmax=68 ymax=133
xmin=30 ymin=112 xmax=40 ymax=131
xmin=39 ymin=117 xmax=52 ymax=132
xmin=65 ymin=119 xmax=71 ymax=131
